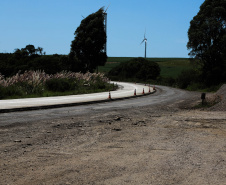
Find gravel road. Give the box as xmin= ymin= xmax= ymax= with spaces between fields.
xmin=0 ymin=85 xmax=226 ymax=185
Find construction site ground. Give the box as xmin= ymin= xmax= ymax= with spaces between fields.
xmin=1 ymin=85 xmax=226 ymax=185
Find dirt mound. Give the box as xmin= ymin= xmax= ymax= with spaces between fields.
xmin=208 ymin=84 xmax=226 ymax=111
xmin=216 ymin=84 xmax=226 ymax=96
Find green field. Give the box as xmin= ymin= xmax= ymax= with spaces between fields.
xmin=99 ymin=57 xmax=192 ymax=79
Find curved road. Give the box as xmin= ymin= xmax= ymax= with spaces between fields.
xmin=0 ymin=82 xmax=153 ymax=110
xmin=0 ymin=83 xmax=189 ymax=126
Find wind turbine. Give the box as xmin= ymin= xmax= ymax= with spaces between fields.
xmin=103 ymin=4 xmax=110 ymax=54
xmin=140 ymin=31 xmax=147 ymax=58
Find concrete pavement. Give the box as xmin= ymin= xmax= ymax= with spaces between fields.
xmin=0 ymin=82 xmax=155 ymax=112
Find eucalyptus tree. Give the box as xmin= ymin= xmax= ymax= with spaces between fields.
xmin=187 ymin=0 xmax=226 ymax=85
xmin=69 ymin=8 xmax=107 ymax=73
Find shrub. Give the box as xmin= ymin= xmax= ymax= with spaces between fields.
xmin=108 ymin=57 xmax=160 ymax=81
xmin=176 ymin=69 xmax=200 ymax=89
xmin=0 ymin=70 xmax=111 ymax=99
xmin=157 ymin=77 xmax=176 ymax=86
xmin=0 ymin=85 xmax=7 ymax=99
xmin=45 ymin=78 xmax=75 ymax=92
xmin=0 ymin=84 xmax=24 ymax=99
xmin=90 ymin=76 xmax=106 ymax=89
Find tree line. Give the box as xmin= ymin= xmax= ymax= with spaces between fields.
xmin=0 ymin=46 xmax=74 ymax=77
xmin=0 ymin=8 xmax=107 ymax=78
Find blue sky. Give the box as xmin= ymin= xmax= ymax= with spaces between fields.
xmin=0 ymin=0 xmax=204 ymax=58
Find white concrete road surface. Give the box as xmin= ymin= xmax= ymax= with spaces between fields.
xmin=0 ymin=82 xmax=154 ymax=111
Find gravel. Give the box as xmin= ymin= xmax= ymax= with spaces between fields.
xmin=207 ymin=84 xmax=226 ymax=111
xmin=0 ymin=85 xmax=226 ymax=185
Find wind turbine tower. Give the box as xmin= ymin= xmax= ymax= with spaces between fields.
xmin=141 ymin=31 xmax=147 ymax=58
xmin=103 ymin=5 xmax=110 ymax=54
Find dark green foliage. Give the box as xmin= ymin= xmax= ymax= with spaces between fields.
xmin=24 ymin=44 xmax=36 ymax=56
xmin=91 ymin=76 xmax=106 ymax=89
xmin=0 ymin=78 xmax=114 ymax=99
xmin=159 ymin=77 xmax=176 ymax=86
xmin=99 ymin=57 xmax=192 ymax=80
xmin=69 ymin=8 xmax=107 ymax=73
xmin=0 ymin=84 xmax=23 ymax=98
xmin=45 ymin=78 xmax=76 ymax=92
xmin=31 ymin=55 xmax=63 ymax=74
xmin=176 ymin=69 xmax=200 ymax=89
xmin=187 ymin=0 xmax=226 ymax=85
xmin=16 ymin=82 xmax=44 ymax=95
xmin=0 ymin=85 xmax=7 ymax=99
xmin=0 ymin=72 xmax=114 ymax=99
xmin=0 ymin=82 xmax=44 ymax=99
xmin=108 ymin=57 xmax=160 ymax=81
xmin=0 ymin=45 xmax=73 ymax=77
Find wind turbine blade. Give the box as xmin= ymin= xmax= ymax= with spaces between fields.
xmin=105 ymin=4 xmax=110 ymax=13
xmin=140 ymin=39 xmax=145 ymax=45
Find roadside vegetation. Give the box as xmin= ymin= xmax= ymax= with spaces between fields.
xmin=0 ymin=71 xmax=114 ymax=100
xmin=102 ymin=57 xmax=224 ymax=92
xmin=108 ymin=57 xmax=160 ymax=82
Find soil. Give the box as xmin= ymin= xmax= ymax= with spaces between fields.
xmin=1 ymin=85 xmax=226 ymax=185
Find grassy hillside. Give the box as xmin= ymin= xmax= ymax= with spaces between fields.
xmin=99 ymin=57 xmax=192 ymax=79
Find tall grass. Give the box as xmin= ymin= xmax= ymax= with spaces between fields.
xmin=0 ymin=71 xmax=112 ymax=99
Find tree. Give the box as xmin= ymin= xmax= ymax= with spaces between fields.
xmin=37 ymin=47 xmax=43 ymax=55
xmin=69 ymin=8 xmax=107 ymax=73
xmin=14 ymin=48 xmax=29 ymax=58
xmin=108 ymin=57 xmax=160 ymax=81
xmin=187 ymin=0 xmax=226 ymax=85
xmin=0 ymin=45 xmax=48 ymax=77
xmin=25 ymin=44 xmax=36 ymax=56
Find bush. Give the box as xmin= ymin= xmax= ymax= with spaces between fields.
xmin=45 ymin=78 xmax=76 ymax=92
xmin=7 ymin=85 xmax=24 ymax=97
xmin=0 ymin=85 xmax=7 ymax=99
xmin=91 ymin=76 xmax=106 ymax=89
xmin=156 ymin=77 xmax=176 ymax=86
xmin=108 ymin=57 xmax=160 ymax=81
xmin=0 ymin=84 xmax=24 ymax=99
xmin=0 ymin=70 xmax=111 ymax=99
xmin=15 ymin=82 xmax=42 ymax=95
xmin=176 ymin=69 xmax=200 ymax=89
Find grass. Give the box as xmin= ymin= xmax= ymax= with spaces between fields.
xmin=156 ymin=59 xmax=192 ymax=78
xmin=99 ymin=57 xmax=192 ymax=79
xmin=0 ymin=71 xmax=116 ymax=100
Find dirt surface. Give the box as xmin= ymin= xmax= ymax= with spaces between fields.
xmin=1 ymin=85 xmax=226 ymax=185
